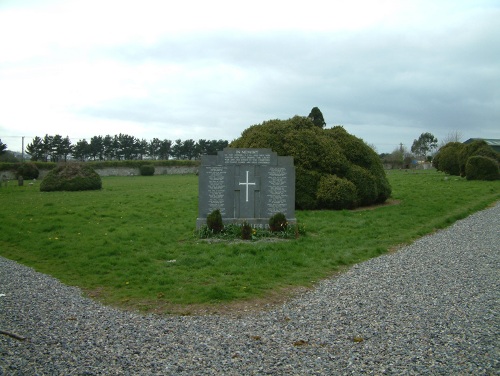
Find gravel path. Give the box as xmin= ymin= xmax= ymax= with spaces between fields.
xmin=1 ymin=203 xmax=499 ymax=375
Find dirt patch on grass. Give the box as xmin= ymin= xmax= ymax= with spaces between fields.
xmin=108 ymin=268 xmax=356 ymax=318
xmin=105 ymin=285 xmax=313 ymax=318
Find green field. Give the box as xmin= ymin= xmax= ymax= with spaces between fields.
xmin=0 ymin=170 xmax=498 ymax=314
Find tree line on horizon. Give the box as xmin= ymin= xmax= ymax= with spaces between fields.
xmin=24 ymin=134 xmax=228 ymax=162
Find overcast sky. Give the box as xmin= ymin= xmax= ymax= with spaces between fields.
xmin=1 ymin=0 xmax=499 ymax=154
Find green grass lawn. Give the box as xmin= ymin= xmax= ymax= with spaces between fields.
xmin=0 ymin=170 xmax=498 ymax=314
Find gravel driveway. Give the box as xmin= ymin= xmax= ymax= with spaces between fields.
xmin=1 ymin=203 xmax=499 ymax=375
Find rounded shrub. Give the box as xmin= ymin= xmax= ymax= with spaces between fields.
xmin=316 ymin=175 xmax=357 ymax=210
xmin=269 ymin=212 xmax=287 ymax=232
xmin=40 ymin=164 xmax=102 ymax=192
xmin=433 ymin=142 xmax=463 ymax=176
xmin=15 ymin=162 xmax=39 ymax=180
xmin=139 ymin=164 xmax=155 ymax=176
xmin=206 ymin=209 xmax=223 ymax=233
xmin=465 ymin=156 xmax=500 ymax=181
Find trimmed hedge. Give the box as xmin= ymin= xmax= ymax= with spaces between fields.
xmin=0 ymin=161 xmax=56 ymax=172
xmin=458 ymin=140 xmax=499 ymax=177
xmin=465 ymin=156 xmax=500 ymax=181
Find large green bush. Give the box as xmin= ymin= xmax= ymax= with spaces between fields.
xmin=465 ymin=156 xmax=500 ymax=181
xmin=433 ymin=142 xmax=463 ymax=176
xmin=230 ymin=116 xmax=391 ymax=209
xmin=40 ymin=164 xmax=102 ymax=192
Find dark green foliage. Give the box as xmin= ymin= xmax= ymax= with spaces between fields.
xmin=459 ymin=140 xmax=499 ymax=177
xmin=465 ymin=156 xmax=500 ymax=181
xmin=206 ymin=209 xmax=223 ymax=233
xmin=308 ymin=107 xmax=326 ymax=128
xmin=316 ymin=175 xmax=357 ymax=209
xmin=295 ymin=168 xmax=321 ymax=209
xmin=433 ymin=142 xmax=463 ymax=176
xmin=0 ymin=139 xmax=7 ymax=155
xmin=241 ymin=222 xmax=253 ymax=240
xmin=326 ymin=127 xmax=371 ymax=169
xmin=40 ymin=164 xmax=102 ymax=192
xmin=269 ymin=212 xmax=287 ymax=232
xmin=139 ymin=164 xmax=155 ymax=176
xmin=231 ymin=116 xmax=391 ymax=209
xmin=346 ymin=165 xmax=377 ymax=206
xmin=371 ymin=171 xmax=392 ymax=204
xmin=0 ymin=151 xmax=18 ymax=163
xmin=15 ymin=163 xmax=40 ymax=180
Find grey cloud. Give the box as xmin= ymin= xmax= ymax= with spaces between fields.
xmin=83 ymin=9 xmax=500 ymax=151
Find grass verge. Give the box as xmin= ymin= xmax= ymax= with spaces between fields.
xmin=0 ymin=170 xmax=498 ymax=314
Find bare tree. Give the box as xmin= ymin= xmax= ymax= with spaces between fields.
xmin=439 ymin=130 xmax=463 ymax=148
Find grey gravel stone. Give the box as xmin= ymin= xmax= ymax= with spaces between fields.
xmin=1 ymin=203 xmax=499 ymax=375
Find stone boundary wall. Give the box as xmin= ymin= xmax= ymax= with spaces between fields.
xmin=0 ymin=166 xmax=198 ymax=180
xmin=96 ymin=166 xmax=198 ymax=176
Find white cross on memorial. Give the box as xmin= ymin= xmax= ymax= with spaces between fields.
xmin=239 ymin=170 xmax=256 ymax=202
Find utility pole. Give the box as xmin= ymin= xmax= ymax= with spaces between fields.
xmin=22 ymin=136 xmax=25 ymax=162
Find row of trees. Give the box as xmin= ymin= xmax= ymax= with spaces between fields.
xmin=25 ymin=134 xmax=228 ymax=162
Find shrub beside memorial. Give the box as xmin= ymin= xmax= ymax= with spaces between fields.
xmin=206 ymin=209 xmax=223 ymax=233
xmin=199 ymin=210 xmax=304 ymax=240
xmin=40 ymin=164 xmax=102 ymax=192
xmin=241 ymin=222 xmax=253 ymax=240
xmin=269 ymin=212 xmax=288 ymax=232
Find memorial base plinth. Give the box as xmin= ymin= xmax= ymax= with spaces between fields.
xmin=196 ymin=217 xmax=297 ymax=230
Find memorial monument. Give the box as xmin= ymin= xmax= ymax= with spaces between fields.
xmin=197 ymin=148 xmax=296 ymax=228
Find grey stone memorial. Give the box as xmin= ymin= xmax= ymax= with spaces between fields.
xmin=197 ymin=148 xmax=296 ymax=228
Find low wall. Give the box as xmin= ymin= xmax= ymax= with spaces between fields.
xmin=96 ymin=166 xmax=198 ymax=176
xmin=0 ymin=166 xmax=198 ymax=181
